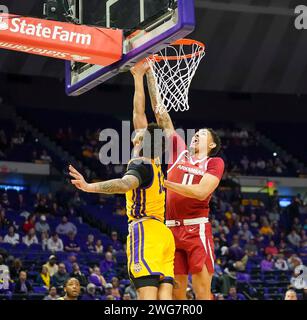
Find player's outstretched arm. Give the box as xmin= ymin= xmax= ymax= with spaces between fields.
xmin=164 ymin=173 xmax=220 ymax=201
xmin=131 ymin=62 xmax=149 ymax=130
xmin=146 ymin=66 xmax=175 ymax=136
xmin=69 ymin=165 xmax=139 ymax=194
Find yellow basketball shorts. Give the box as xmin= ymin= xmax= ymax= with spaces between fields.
xmin=127 ymin=218 xmax=175 ymax=287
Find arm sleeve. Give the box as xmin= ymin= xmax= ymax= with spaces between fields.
xmin=124 ymin=160 xmax=154 ymax=189
xmin=168 ymin=131 xmax=187 ymax=165
xmin=206 ymin=158 xmax=225 ymax=181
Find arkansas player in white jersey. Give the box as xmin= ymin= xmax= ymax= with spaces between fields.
xmin=145 ymin=65 xmax=225 ymax=300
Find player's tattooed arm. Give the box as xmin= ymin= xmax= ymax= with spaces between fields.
xmin=164 ymin=173 xmax=220 ymax=201
xmin=146 ymin=68 xmax=175 ymax=136
xmin=69 ymin=165 xmax=139 ymax=194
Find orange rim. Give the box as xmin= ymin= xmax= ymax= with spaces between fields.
xmin=148 ymin=38 xmax=205 ymax=62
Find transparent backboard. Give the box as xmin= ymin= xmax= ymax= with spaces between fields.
xmin=65 ymin=0 xmax=195 ymax=96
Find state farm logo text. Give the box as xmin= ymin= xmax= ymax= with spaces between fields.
xmin=0 ymin=16 xmax=92 ymax=46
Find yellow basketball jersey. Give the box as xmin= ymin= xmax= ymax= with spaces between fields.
xmin=126 ymin=158 xmax=165 ymax=223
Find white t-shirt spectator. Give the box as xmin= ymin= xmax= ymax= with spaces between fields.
xmin=275 ymin=258 xmax=289 ymax=271
xmin=56 ymin=222 xmax=77 ymax=235
xmin=47 ymin=237 xmax=64 ymax=252
xmin=3 ymin=233 xmax=20 ymax=245
xmin=22 ymin=235 xmax=39 ymax=247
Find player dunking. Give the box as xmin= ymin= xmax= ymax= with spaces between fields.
xmin=69 ymin=63 xmax=175 ymax=300
xmin=133 ymin=62 xmax=225 ymax=300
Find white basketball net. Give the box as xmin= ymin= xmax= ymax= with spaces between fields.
xmin=147 ymin=39 xmax=205 ymax=114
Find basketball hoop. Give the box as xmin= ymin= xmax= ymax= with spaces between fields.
xmin=147 ymin=38 xmax=205 ymax=114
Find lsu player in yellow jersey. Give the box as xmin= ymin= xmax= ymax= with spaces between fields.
xmin=69 ymin=62 xmax=175 ymax=300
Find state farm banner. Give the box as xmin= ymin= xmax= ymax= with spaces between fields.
xmin=0 ymin=14 xmax=123 ymax=66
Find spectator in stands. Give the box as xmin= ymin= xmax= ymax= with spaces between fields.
xmin=69 ymin=191 xmax=86 ymax=208
xmin=124 ymin=283 xmax=137 ymax=300
xmin=244 ymin=238 xmax=258 ymax=257
xmin=288 ymin=197 xmax=301 ymax=223
xmin=0 ymin=208 xmax=10 ymax=229
xmin=287 ymin=229 xmax=301 ymax=248
xmin=259 ymin=219 xmax=274 ymax=236
xmin=287 ymin=254 xmax=302 ymax=271
xmin=123 ymin=293 xmax=132 ymax=300
xmin=14 ymin=271 xmax=33 ymax=294
xmin=40 ymin=149 xmax=52 ymax=164
xmin=226 ymin=287 xmax=246 ymax=300
xmin=250 ymin=213 xmax=259 ymax=229
xmin=110 ymin=277 xmax=121 ymax=299
xmin=81 ymin=283 xmax=100 ymax=300
xmin=85 ymin=234 xmax=95 ymax=253
xmin=56 ymin=216 xmax=77 ymax=236
xmin=16 ymin=194 xmax=27 ymax=212
xmin=64 ymin=253 xmax=77 ymax=273
xmin=1 ymin=193 xmax=11 ymax=210
xmin=218 ymin=220 xmax=230 ymax=235
xmin=70 ymin=262 xmax=88 ymax=288
xmin=64 ymin=231 xmax=81 ymax=253
xmin=3 ymin=226 xmax=20 ymax=245
xmin=238 ymin=223 xmax=253 ymax=241
xmin=101 ymin=283 xmax=120 ymax=300
xmin=95 ymin=239 xmax=104 ymax=254
xmin=100 ymin=252 xmax=116 ymax=274
xmin=88 ymin=266 xmax=107 ymax=288
xmin=22 ymin=214 xmax=36 ymax=234
xmin=275 ymin=254 xmax=289 ymax=271
xmin=36 ymin=265 xmax=50 ymax=289
xmin=0 ymin=254 xmax=10 ymax=279
xmin=292 ymin=217 xmax=303 ymax=234
xmin=284 ymin=289 xmax=298 ymax=300
xmin=47 ymin=233 xmax=64 ymax=252
xmin=9 ymin=258 xmax=23 ymax=281
xmin=22 ymin=228 xmax=39 ymax=247
xmin=260 ymin=254 xmax=274 ymax=272
xmin=43 ymin=286 xmax=59 ymax=300
xmin=35 ymin=215 xmax=50 ymax=234
xmin=43 ymin=255 xmax=58 ymax=277
xmin=34 ymin=196 xmax=50 ymax=215
xmin=110 ymin=231 xmax=122 ymax=251
xmin=265 ymin=240 xmax=279 ymax=256
xmin=51 ymin=263 xmax=69 ymax=290
xmin=41 ymin=231 xmax=49 ymax=251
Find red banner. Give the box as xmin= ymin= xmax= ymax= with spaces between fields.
xmin=0 ymin=14 xmax=122 ymax=66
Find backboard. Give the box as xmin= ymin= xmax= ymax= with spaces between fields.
xmin=65 ymin=0 xmax=196 ymax=96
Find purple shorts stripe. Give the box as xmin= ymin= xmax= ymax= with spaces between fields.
xmin=141 ymin=189 xmax=146 ymax=217
xmin=133 ymin=223 xmax=140 ymax=264
xmin=129 ymin=225 xmax=134 ymax=271
xmin=140 ymin=222 xmax=152 ymax=274
xmin=134 ymin=188 xmax=142 ymax=218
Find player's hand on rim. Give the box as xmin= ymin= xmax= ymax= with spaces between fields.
xmin=130 ymin=60 xmax=150 ymax=77
xmin=69 ymin=165 xmax=89 ymax=192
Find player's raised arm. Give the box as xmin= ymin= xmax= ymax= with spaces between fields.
xmin=146 ymin=66 xmax=175 ymax=136
xmin=131 ymin=62 xmax=149 ymax=130
xmin=69 ymin=165 xmax=139 ymax=194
